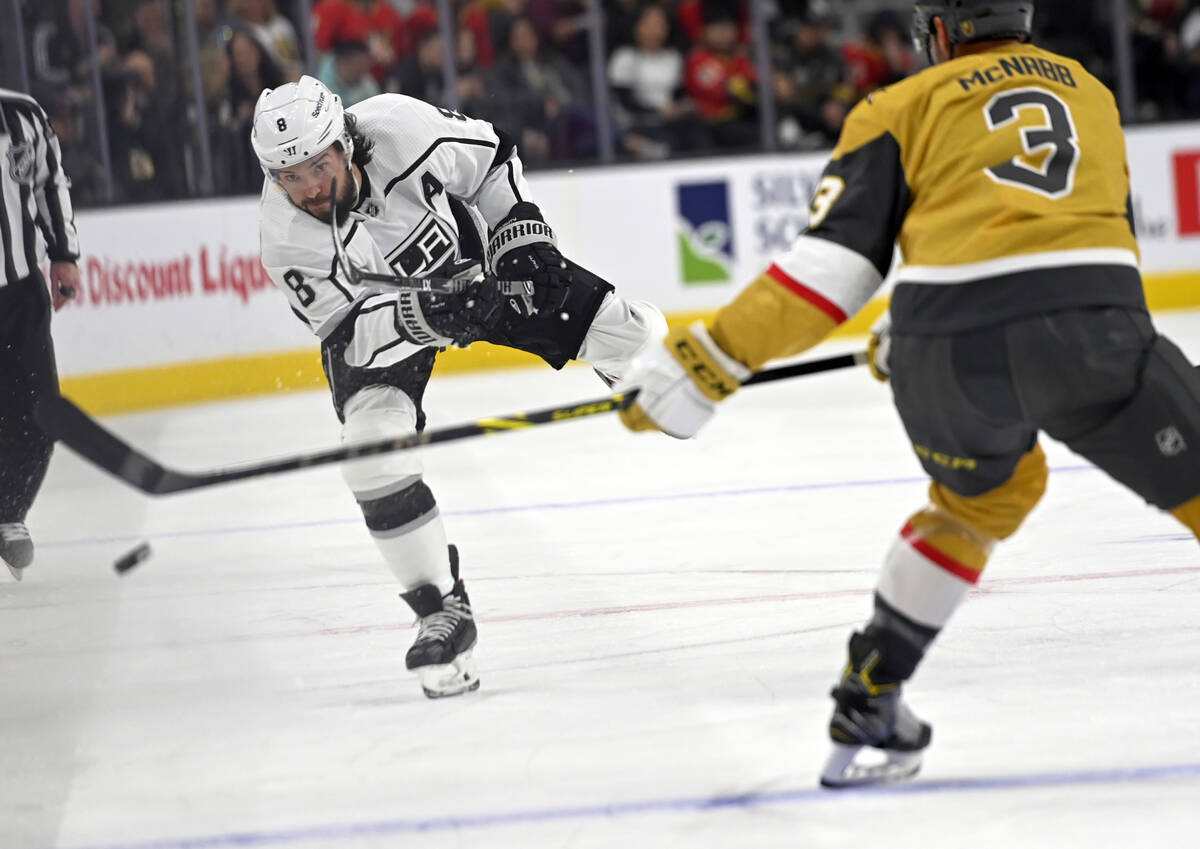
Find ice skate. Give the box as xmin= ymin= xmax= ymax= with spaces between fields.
xmin=0 ymin=522 xmax=33 ymax=581
xmin=399 ymin=546 xmax=480 ymax=699
xmin=819 ymin=634 xmax=931 ymax=788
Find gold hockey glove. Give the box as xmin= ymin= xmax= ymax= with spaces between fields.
xmin=867 ymin=311 xmax=892 ymax=383
xmin=619 ymin=322 xmax=751 ymax=439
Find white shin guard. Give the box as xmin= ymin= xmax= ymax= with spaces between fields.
xmin=875 ymin=530 xmax=975 ymax=631
xmin=341 ymin=386 xmax=452 ymax=594
xmin=369 ymin=510 xmax=451 ymax=593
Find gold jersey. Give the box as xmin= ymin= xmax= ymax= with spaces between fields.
xmin=710 ymin=42 xmax=1148 ymax=367
xmin=855 ymin=42 xmax=1138 ymax=271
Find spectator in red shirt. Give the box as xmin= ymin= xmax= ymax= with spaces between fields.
xmin=380 ymin=1 xmax=484 ymax=70
xmin=684 ymin=9 xmax=758 ymax=149
xmin=677 ymin=0 xmax=748 ymax=47
xmin=313 ymin=0 xmax=365 ymax=52
xmin=472 ymin=0 xmax=532 ymax=69
xmin=840 ymin=10 xmax=916 ymax=98
xmin=311 ymin=0 xmax=408 ymax=82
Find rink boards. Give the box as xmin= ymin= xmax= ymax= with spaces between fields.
xmin=55 ymin=123 xmax=1200 ymax=413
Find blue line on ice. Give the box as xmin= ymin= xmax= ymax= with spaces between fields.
xmin=55 ymin=761 xmax=1200 ymax=849
xmin=41 ymin=464 xmax=1097 ymax=549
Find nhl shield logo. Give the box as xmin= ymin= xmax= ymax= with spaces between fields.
xmin=7 ymin=141 xmax=35 ymax=185
xmin=1155 ymin=425 xmax=1187 ymax=457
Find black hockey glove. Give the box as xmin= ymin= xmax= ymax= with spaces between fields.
xmin=395 ymin=260 xmax=506 ymax=348
xmin=488 ymin=202 xmax=572 ymax=314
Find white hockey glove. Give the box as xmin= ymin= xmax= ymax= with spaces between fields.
xmin=867 ymin=311 xmax=892 ymax=383
xmin=618 ymin=322 xmax=750 ymax=439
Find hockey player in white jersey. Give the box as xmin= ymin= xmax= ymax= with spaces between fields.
xmin=251 ymin=76 xmax=665 ymax=699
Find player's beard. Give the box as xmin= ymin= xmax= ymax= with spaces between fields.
xmin=303 ymin=166 xmax=357 ymax=224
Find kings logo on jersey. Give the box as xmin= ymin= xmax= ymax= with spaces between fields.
xmin=676 ymin=181 xmax=734 ymax=285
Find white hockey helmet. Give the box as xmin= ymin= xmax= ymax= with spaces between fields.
xmin=250 ymin=75 xmax=354 ymax=174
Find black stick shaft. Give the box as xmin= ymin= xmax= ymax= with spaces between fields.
xmin=743 ymin=351 xmax=863 ymax=386
xmin=36 ymin=351 xmax=866 ymax=495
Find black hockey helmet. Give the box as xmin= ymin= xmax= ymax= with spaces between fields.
xmin=912 ymin=1 xmax=1034 ymax=62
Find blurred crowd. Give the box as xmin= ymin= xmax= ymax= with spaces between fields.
xmin=12 ymin=0 xmax=1200 ymax=208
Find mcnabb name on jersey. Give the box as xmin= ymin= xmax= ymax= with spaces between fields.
xmin=957 ymin=55 xmax=1078 ymax=91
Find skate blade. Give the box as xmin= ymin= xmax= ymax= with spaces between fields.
xmin=417 ymin=647 xmax=480 ymax=699
xmin=819 ymin=742 xmax=923 ymax=789
xmin=4 ymin=560 xmax=22 ymax=582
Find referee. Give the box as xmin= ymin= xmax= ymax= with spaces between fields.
xmin=1 ymin=87 xmax=81 ymax=580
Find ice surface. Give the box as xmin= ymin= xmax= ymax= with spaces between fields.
xmin=3 ymin=314 xmax=1199 ymax=849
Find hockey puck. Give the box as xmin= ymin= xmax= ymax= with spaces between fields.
xmin=61 ymin=284 xmax=77 ymax=299
xmin=114 ymin=541 xmax=152 ymax=575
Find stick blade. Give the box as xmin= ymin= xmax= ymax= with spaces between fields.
xmin=34 ymin=394 xmax=174 ymax=494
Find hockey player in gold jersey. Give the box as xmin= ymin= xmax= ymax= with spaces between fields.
xmin=619 ymin=0 xmax=1200 ymax=787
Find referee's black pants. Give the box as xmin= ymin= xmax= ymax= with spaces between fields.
xmin=0 ymin=275 xmax=58 ymax=522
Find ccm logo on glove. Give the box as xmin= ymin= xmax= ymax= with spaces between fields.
xmin=671 ymin=335 xmax=741 ymax=401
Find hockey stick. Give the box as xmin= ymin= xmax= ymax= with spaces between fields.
xmin=34 ymin=351 xmax=866 ymax=496
xmin=328 ymin=178 xmax=532 ymax=298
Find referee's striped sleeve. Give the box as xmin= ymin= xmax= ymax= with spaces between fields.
xmin=31 ymin=101 xmax=80 ymax=262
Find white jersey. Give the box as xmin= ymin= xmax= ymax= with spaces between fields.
xmin=259 ymin=94 xmax=532 ymax=369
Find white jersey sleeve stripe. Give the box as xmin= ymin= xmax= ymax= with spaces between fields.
xmin=504 ymin=159 xmax=524 ymax=202
xmin=473 ymin=151 xmax=532 ymax=229
xmin=897 ymin=247 xmax=1139 ymax=284
xmin=769 ymin=234 xmax=885 ymax=322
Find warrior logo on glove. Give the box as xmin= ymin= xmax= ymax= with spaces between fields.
xmin=488 ymin=202 xmax=573 ymax=315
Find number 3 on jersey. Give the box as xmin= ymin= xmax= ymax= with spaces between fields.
xmin=809 ymin=176 xmax=846 ymax=229
xmin=983 ymin=88 xmax=1079 ymax=199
